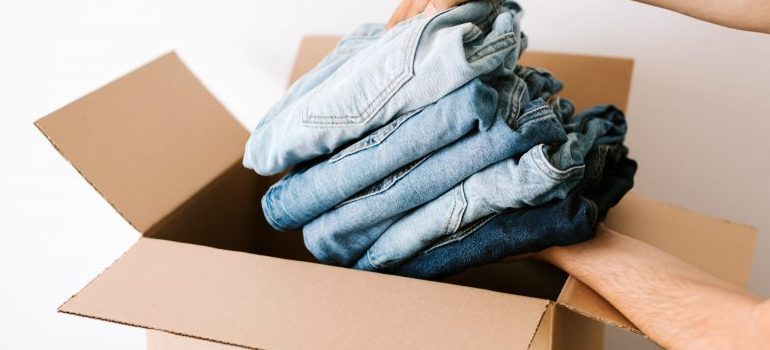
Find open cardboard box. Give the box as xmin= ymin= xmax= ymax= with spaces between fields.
xmin=36 ymin=37 xmax=757 ymax=350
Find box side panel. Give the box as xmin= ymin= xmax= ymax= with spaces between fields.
xmin=557 ymin=192 xmax=757 ymax=332
xmin=528 ymin=303 xmax=554 ymax=350
xmin=143 ymin=161 xmax=314 ymax=261
xmin=147 ymin=330 xmax=247 ymax=350
xmin=519 ymin=51 xmax=633 ymax=112
xmin=60 ymin=238 xmax=548 ymax=350
xmin=551 ymin=305 xmax=604 ymax=350
xmin=35 ymin=52 xmax=248 ymax=232
xmin=558 ymin=277 xmax=639 ymax=333
xmin=604 ymin=192 xmax=757 ymax=287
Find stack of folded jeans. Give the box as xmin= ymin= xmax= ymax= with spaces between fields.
xmin=244 ymin=0 xmax=636 ymax=280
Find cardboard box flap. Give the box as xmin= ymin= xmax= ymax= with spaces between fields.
xmin=35 ymin=53 xmax=249 ymax=233
xmin=60 ymin=238 xmax=550 ymax=350
xmin=292 ymin=37 xmax=634 ymax=112
xmin=518 ymin=52 xmax=633 ymax=112
xmin=557 ymin=192 xmax=757 ymax=332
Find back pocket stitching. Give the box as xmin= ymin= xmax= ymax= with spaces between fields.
xmin=301 ymin=20 xmax=423 ymax=126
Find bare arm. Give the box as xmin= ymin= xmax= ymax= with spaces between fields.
xmin=388 ymin=0 xmax=770 ymax=34
xmin=537 ymin=226 xmax=769 ymax=350
xmin=635 ymin=0 xmax=770 ymax=34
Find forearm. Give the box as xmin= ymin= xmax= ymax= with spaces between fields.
xmin=539 ymin=226 xmax=762 ymax=349
xmin=634 ymin=0 xmax=770 ymax=33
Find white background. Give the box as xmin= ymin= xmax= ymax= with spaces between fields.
xmin=1 ymin=0 xmax=768 ymax=349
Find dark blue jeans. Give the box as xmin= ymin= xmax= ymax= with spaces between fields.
xmin=393 ymin=145 xmax=637 ymax=280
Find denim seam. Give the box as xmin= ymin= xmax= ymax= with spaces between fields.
xmin=302 ymin=6 xmax=458 ymax=126
xmin=475 ymin=0 xmax=504 ymax=32
xmin=335 ymin=154 xmax=432 ymax=207
xmin=365 ymin=249 xmax=382 ymax=270
xmin=444 ymin=185 xmax=468 ymax=236
xmin=301 ymin=17 xmax=423 ymax=125
xmin=532 ymin=145 xmax=587 ymax=180
xmin=503 ymin=79 xmax=527 ymax=127
xmin=467 ymin=32 xmax=518 ymax=63
xmin=512 ymin=106 xmax=553 ymax=130
xmin=423 ymin=214 xmax=497 ymax=254
xmin=328 ymin=108 xmax=423 ymax=163
xmin=262 ymin=187 xmax=292 ymax=231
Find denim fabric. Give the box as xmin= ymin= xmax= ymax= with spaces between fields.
xmin=261 ymin=79 xmax=498 ymax=231
xmin=244 ymin=0 xmax=526 ymax=176
xmin=261 ymin=61 xmax=566 ymax=231
xmin=393 ymin=146 xmax=637 ymax=280
xmin=304 ymin=99 xmax=568 ymax=266
xmin=353 ymin=103 xmax=628 ymax=271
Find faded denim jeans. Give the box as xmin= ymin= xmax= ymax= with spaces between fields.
xmin=394 ymin=145 xmax=637 ymax=280
xmin=304 ymin=98 xmax=568 ymax=266
xmin=353 ymin=104 xmax=627 ymax=271
xmin=261 ymin=79 xmax=499 ymax=231
xmin=244 ymin=0 xmax=525 ymax=175
xmin=260 ymin=63 xmax=567 ymax=232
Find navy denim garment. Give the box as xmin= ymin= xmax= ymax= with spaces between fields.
xmin=352 ymin=104 xmax=628 ymax=272
xmin=393 ymin=146 xmax=637 ymax=280
xmin=304 ymin=99 xmax=568 ymax=266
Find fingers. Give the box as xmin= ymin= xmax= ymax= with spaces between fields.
xmin=386 ymin=0 xmax=470 ymax=30
xmin=406 ymin=0 xmax=431 ymax=18
xmin=386 ymin=0 xmax=413 ymax=29
xmin=432 ymin=0 xmax=470 ymax=10
xmin=386 ymin=0 xmax=430 ymax=29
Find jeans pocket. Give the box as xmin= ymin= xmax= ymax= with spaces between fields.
xmin=422 ymin=213 xmax=496 ymax=254
xmin=300 ymin=21 xmax=423 ymax=126
xmin=328 ymin=108 xmax=423 ymax=163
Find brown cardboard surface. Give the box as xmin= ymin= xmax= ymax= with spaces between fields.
xmin=35 ymin=52 xmax=248 ymax=233
xmin=290 ymin=37 xmax=634 ymax=113
xmin=557 ymin=192 xmax=757 ymax=332
xmin=518 ymin=52 xmax=633 ymax=112
xmin=528 ymin=303 xmax=604 ymax=350
xmin=551 ymin=305 xmax=604 ymax=350
xmin=528 ymin=303 xmax=555 ymax=350
xmin=148 ymin=330 xmax=246 ymax=350
xmin=61 ymin=238 xmax=550 ymax=350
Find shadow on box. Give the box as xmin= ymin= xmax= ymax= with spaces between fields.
xmin=145 ymin=160 xmax=567 ymax=301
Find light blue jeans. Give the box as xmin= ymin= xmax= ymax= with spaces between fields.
xmin=354 ymin=104 xmax=628 ymax=271
xmin=303 ymin=99 xmax=568 ymax=266
xmin=261 ymin=79 xmax=499 ymax=231
xmin=243 ymin=0 xmax=525 ymax=175
xmin=260 ymin=62 xmax=569 ymax=232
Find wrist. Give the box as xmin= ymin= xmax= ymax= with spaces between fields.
xmin=535 ymin=225 xmax=621 ymax=269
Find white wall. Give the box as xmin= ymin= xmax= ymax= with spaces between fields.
xmin=0 ymin=1 xmax=767 ymax=349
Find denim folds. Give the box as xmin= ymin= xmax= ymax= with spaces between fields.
xmin=244 ymin=0 xmax=526 ymax=175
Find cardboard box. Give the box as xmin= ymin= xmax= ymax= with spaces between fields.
xmin=36 ymin=37 xmax=757 ymax=350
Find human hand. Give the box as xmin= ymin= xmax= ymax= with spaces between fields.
xmin=386 ymin=0 xmax=472 ymax=29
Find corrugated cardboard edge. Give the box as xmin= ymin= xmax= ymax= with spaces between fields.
xmin=556 ymin=278 xmax=644 ymax=336
xmin=527 ymin=302 xmax=555 ymax=349
xmin=33 ymin=51 xmax=185 ymax=233
xmin=58 ymin=237 xmax=552 ymax=350
xmin=34 ymin=119 xmax=142 ymax=233
xmin=57 ymin=239 xmax=257 ymax=350
xmin=35 ymin=51 xmax=249 ymax=234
